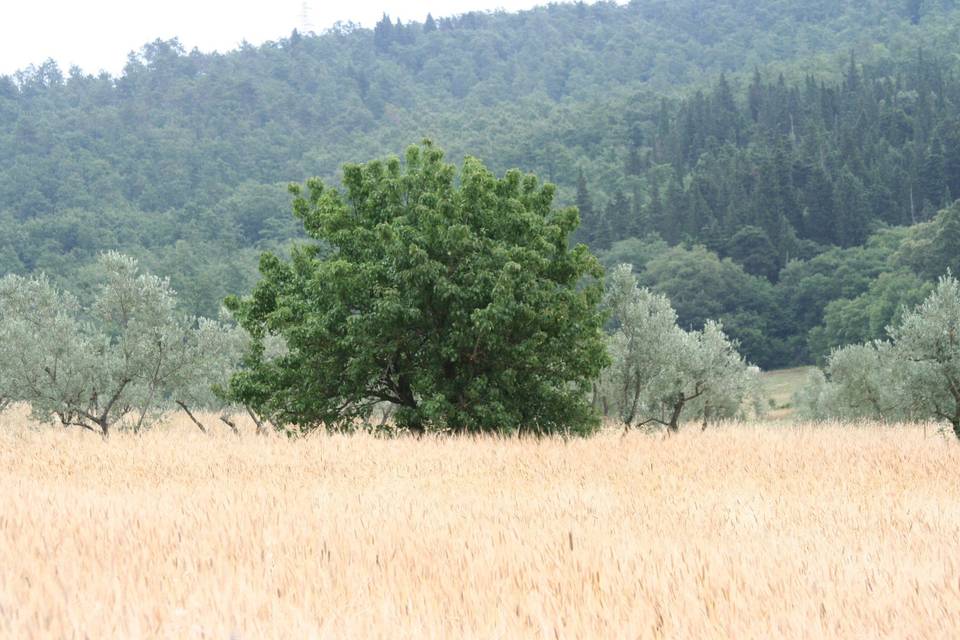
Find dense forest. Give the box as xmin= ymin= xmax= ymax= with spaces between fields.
xmin=2 ymin=0 xmax=960 ymax=368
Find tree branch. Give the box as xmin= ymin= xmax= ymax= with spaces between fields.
xmin=98 ymin=378 xmax=131 ymax=424
xmin=246 ymin=405 xmax=267 ymax=436
xmin=175 ymin=400 xmax=208 ymax=434
xmin=219 ymin=414 xmax=241 ymax=436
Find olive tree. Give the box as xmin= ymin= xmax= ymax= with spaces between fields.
xmin=794 ymin=341 xmax=926 ymax=422
xmin=0 ymin=252 xmax=239 ymax=437
xmin=0 ymin=271 xmax=108 ymax=432
xmin=160 ymin=316 xmax=245 ymax=434
xmin=600 ymin=264 xmax=759 ymax=431
xmin=888 ymin=274 xmax=960 ymax=436
xmin=600 ymin=264 xmax=682 ymax=426
xmin=226 ymin=142 xmax=609 ymax=435
xmin=683 ymin=324 xmax=765 ymax=428
xmin=792 ymin=368 xmax=834 ymax=421
xmin=796 ymin=275 xmax=960 ymax=437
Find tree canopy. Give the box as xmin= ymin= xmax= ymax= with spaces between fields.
xmin=226 ymin=143 xmax=608 ymax=435
xmin=0 ymin=253 xmax=239 ymax=436
xmin=599 ymin=265 xmax=760 ymax=431
xmin=797 ymin=275 xmax=960 ymax=437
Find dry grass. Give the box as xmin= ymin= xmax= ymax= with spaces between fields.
xmin=1 ymin=407 xmax=959 ymax=639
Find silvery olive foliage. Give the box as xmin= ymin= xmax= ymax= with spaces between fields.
xmin=796 ymin=275 xmax=960 ymax=438
xmin=0 ymin=252 xmax=243 ymax=437
xmin=599 ymin=264 xmax=761 ymax=431
xmin=795 ymin=342 xmax=908 ymax=422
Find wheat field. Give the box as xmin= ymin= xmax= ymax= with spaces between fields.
xmin=1 ymin=409 xmax=959 ymax=639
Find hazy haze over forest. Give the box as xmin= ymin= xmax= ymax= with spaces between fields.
xmin=0 ymin=0 xmax=579 ymax=75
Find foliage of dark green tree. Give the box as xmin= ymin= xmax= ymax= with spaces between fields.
xmin=639 ymin=245 xmax=786 ymax=368
xmin=894 ymin=201 xmax=960 ymax=280
xmin=773 ymin=228 xmax=910 ymax=362
xmin=808 ymin=270 xmax=935 ymax=360
xmin=597 ymin=235 xmax=670 ymax=275
xmin=226 ymin=143 xmax=608 ymax=435
xmin=724 ymin=226 xmax=780 ymax=281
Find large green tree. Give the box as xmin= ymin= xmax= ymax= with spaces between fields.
xmin=226 ymin=143 xmax=608 ymax=435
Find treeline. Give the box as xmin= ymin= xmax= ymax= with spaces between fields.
xmin=576 ymin=53 xmax=960 ymax=259
xmin=559 ymin=51 xmax=960 ymax=368
xmin=598 ymin=201 xmax=960 ymax=368
xmin=0 ymin=146 xmax=763 ymax=437
xmin=4 ymin=145 xmax=957 ymax=439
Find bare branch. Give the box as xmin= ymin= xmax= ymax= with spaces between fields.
xmin=219 ymin=415 xmax=241 ymax=437
xmin=246 ymin=405 xmax=267 ymax=436
xmin=175 ymin=400 xmax=208 ymax=434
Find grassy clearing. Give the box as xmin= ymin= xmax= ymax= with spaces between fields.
xmin=760 ymin=366 xmax=816 ymax=420
xmin=1 ymin=408 xmax=959 ymax=638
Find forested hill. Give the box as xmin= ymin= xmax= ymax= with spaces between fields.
xmin=2 ymin=0 xmax=960 ymax=367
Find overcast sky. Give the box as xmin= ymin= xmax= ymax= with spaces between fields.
xmin=0 ymin=0 xmax=569 ymax=77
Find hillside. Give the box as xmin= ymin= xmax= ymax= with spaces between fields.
xmin=2 ymin=0 xmax=960 ymax=366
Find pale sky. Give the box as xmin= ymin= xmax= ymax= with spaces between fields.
xmin=0 ymin=0 xmax=566 ymax=77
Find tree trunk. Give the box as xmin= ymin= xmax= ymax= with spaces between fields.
xmin=377 ymin=405 xmax=394 ymax=429
xmin=134 ymin=379 xmax=161 ymax=434
xmin=219 ymin=415 xmax=241 ymax=437
xmin=667 ymin=398 xmax=685 ymax=433
xmin=396 ymin=374 xmax=424 ymax=436
xmin=246 ymin=406 xmax=268 ymax=436
xmin=953 ymin=391 xmax=960 ymax=440
xmin=176 ymin=401 xmax=209 ymax=434
xmin=406 ymin=416 xmax=426 ymax=437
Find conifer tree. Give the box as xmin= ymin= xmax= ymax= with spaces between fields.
xmin=373 ymin=13 xmax=394 ymax=52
